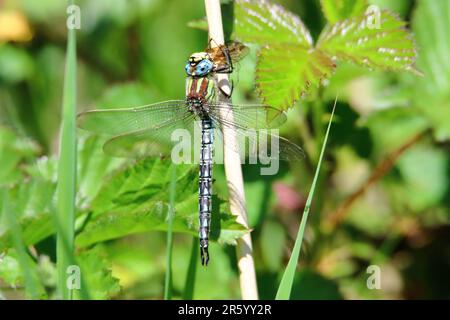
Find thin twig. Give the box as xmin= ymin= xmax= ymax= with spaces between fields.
xmin=326 ymin=130 xmax=427 ymax=229
xmin=204 ymin=0 xmax=259 ymax=300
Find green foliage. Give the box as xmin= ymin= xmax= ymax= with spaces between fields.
xmin=234 ymin=0 xmax=417 ymax=110
xmin=73 ymin=246 xmax=120 ymax=300
xmin=317 ymin=10 xmax=417 ymax=72
xmin=0 ymin=165 xmax=56 ymax=251
xmin=320 ymin=0 xmax=367 ymax=24
xmin=0 ymin=45 xmax=34 ymax=83
xmin=1 ymin=0 xmax=449 ymax=301
xmin=0 ymin=127 xmax=39 ymax=187
xmin=411 ymin=0 xmax=450 ymax=141
xmin=1 ymin=190 xmax=47 ymax=299
xmin=76 ymin=159 xmax=247 ymax=247
xmin=234 ymin=0 xmax=313 ymax=46
xmin=291 ymin=268 xmax=342 ymax=299
xmin=396 ymin=145 xmax=448 ymax=211
xmin=164 ymin=165 xmax=176 ymax=300
xmin=256 ymin=45 xmax=335 ymax=109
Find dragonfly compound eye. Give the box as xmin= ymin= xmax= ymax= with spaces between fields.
xmin=195 ymin=60 xmax=213 ymax=76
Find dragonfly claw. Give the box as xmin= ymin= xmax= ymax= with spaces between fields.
xmin=200 ymin=246 xmax=209 ymax=266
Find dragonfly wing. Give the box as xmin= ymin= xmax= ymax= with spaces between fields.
xmin=208 ymin=104 xmax=304 ymax=162
xmin=208 ymin=103 xmax=288 ymax=129
xmin=77 ymin=100 xmax=188 ymax=136
xmin=103 ymin=114 xmax=199 ymax=159
xmin=206 ymin=42 xmax=250 ymax=69
xmin=227 ymin=42 xmax=250 ymax=64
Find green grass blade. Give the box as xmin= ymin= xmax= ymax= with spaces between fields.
xmin=275 ymin=97 xmax=337 ymax=300
xmin=182 ymin=237 xmax=199 ymax=300
xmin=1 ymin=190 xmax=43 ymax=299
xmin=56 ymin=1 xmax=78 ymax=300
xmin=164 ymin=164 xmax=177 ymax=300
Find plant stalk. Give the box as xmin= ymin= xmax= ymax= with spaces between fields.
xmin=204 ymin=0 xmax=259 ymax=300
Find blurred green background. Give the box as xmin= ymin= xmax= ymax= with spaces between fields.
xmin=0 ymin=0 xmax=449 ymax=299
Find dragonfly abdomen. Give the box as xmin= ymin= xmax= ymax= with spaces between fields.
xmin=199 ymin=117 xmax=213 ymax=266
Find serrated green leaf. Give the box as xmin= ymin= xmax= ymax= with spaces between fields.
xmin=73 ymin=246 xmax=120 ymax=300
xmin=234 ymin=0 xmax=313 ymax=47
xmin=0 ymin=249 xmax=47 ymax=299
xmin=75 ymin=159 xmax=247 ymax=247
xmin=256 ymin=45 xmax=335 ymax=109
xmin=0 ymin=126 xmax=40 ymax=187
xmin=317 ymin=10 xmax=417 ymax=72
xmin=320 ymin=0 xmax=368 ymax=24
xmin=0 ymin=177 xmax=57 ymax=251
xmin=0 ymin=250 xmax=23 ymax=287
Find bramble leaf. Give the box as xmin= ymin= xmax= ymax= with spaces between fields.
xmin=256 ymin=44 xmax=335 ymax=109
xmin=0 ymin=175 xmax=57 ymax=252
xmin=320 ymin=0 xmax=368 ymax=24
xmin=73 ymin=246 xmax=121 ymax=300
xmin=234 ymin=0 xmax=313 ymax=47
xmin=75 ymin=159 xmax=247 ymax=247
xmin=234 ymin=0 xmax=335 ymax=110
xmin=317 ymin=10 xmax=417 ymax=72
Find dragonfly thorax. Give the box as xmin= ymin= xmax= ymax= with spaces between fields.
xmin=186 ymin=77 xmax=215 ymax=119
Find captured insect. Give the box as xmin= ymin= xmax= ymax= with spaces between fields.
xmin=77 ymin=41 xmax=304 ymax=266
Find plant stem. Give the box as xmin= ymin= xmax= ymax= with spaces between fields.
xmin=204 ymin=0 xmax=259 ymax=300
xmin=56 ymin=0 xmax=77 ymax=300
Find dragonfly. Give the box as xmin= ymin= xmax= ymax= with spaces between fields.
xmin=77 ymin=41 xmax=304 ymax=266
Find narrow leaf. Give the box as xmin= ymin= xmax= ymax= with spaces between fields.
xmin=56 ymin=0 xmax=77 ymax=300
xmin=275 ymin=98 xmax=337 ymax=300
xmin=164 ymin=165 xmax=176 ymax=300
xmin=182 ymin=237 xmax=199 ymax=300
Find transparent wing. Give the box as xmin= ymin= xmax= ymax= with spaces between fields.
xmin=225 ymin=41 xmax=250 ymax=64
xmin=206 ymin=41 xmax=250 ymax=69
xmin=208 ymin=102 xmax=288 ymax=129
xmin=102 ymin=114 xmax=199 ymax=159
xmin=77 ymin=100 xmax=188 ymax=136
xmin=207 ymin=103 xmax=305 ymax=162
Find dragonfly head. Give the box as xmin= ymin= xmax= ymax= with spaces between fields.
xmin=185 ymin=52 xmax=213 ymax=77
